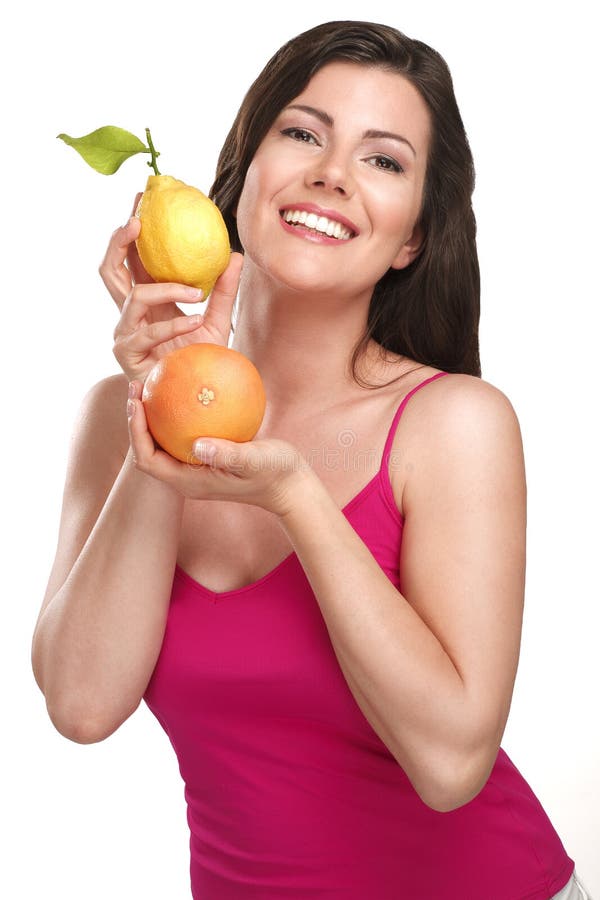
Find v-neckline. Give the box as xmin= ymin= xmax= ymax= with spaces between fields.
xmin=174 ymin=370 xmax=447 ymax=600
xmin=174 ymin=467 xmax=385 ymax=600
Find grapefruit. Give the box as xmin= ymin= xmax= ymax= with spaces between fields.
xmin=142 ymin=343 xmax=267 ymax=464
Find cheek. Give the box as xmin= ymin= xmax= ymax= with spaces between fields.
xmin=234 ymin=165 xmax=260 ymax=245
xmin=372 ymin=186 xmax=422 ymax=246
xmin=234 ymin=155 xmax=281 ymax=250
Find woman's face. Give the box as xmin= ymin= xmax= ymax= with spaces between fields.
xmin=235 ymin=61 xmax=432 ymax=298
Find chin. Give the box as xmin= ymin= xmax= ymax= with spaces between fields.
xmin=273 ymin=268 xmax=347 ymax=298
xmin=259 ymin=253 xmax=359 ymax=297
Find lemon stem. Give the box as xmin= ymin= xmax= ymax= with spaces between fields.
xmin=145 ymin=127 xmax=161 ymax=175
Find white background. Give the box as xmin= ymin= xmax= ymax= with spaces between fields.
xmin=2 ymin=0 xmax=598 ymax=897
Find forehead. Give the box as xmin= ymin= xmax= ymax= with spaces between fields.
xmin=286 ymin=61 xmax=431 ymax=148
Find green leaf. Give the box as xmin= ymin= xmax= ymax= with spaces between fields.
xmin=57 ymin=126 xmax=148 ymax=175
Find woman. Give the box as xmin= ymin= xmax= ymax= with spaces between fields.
xmin=31 ymin=20 xmax=591 ymax=900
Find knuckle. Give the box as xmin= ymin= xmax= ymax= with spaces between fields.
xmin=98 ymin=262 xmax=113 ymax=288
xmin=144 ymin=321 xmax=159 ymax=341
xmin=112 ymin=339 xmax=128 ymax=363
xmin=129 ymin=284 xmax=147 ymax=309
xmin=120 ymin=295 xmax=132 ymax=318
xmin=134 ymin=455 xmax=151 ymax=475
xmin=227 ymin=449 xmax=244 ymax=470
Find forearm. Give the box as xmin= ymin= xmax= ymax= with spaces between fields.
xmin=33 ymin=450 xmax=184 ymax=741
xmin=277 ymin=470 xmax=478 ymax=809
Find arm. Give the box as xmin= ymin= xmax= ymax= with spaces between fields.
xmin=31 ymin=375 xmax=185 ymax=743
xmin=276 ymin=376 xmax=527 ymax=812
xmin=32 ymin=219 xmax=242 ymax=744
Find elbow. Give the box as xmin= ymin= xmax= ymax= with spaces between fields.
xmin=48 ymin=705 xmax=111 ymax=745
xmin=419 ymin=776 xmax=485 ymax=814
xmin=411 ymin=746 xmax=497 ymax=814
xmin=46 ymin=696 xmax=130 ymax=745
xmin=32 ymin=633 xmax=137 ymax=744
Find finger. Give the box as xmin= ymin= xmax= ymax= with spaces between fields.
xmin=191 ymin=437 xmax=251 ymax=474
xmin=125 ymin=192 xmax=154 ymax=286
xmin=99 ymin=217 xmax=142 ymax=309
xmin=127 ymin=380 xmax=154 ymax=463
xmin=114 ymin=313 xmax=204 ymax=363
xmin=127 ymin=381 xmax=185 ymax=479
xmin=130 ymin=192 xmax=143 ymax=217
xmin=125 ymin=236 xmax=154 ymax=287
xmin=116 ymin=283 xmax=204 ymax=337
xmin=202 ymin=252 xmax=244 ymax=341
xmin=124 ymin=193 xmax=153 ymax=286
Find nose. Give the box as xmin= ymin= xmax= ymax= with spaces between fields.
xmin=305 ymin=147 xmax=354 ymax=198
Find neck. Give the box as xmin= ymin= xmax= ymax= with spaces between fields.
xmin=230 ymin=263 xmax=384 ymax=418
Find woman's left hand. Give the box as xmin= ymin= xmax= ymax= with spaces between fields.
xmin=126 ymin=380 xmax=312 ymax=517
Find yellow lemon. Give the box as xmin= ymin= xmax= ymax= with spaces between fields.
xmin=135 ymin=175 xmax=230 ymax=296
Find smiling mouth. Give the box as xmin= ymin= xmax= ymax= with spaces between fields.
xmin=279 ymin=209 xmax=356 ymax=241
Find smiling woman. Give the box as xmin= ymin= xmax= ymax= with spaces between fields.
xmin=211 ymin=21 xmax=480 ymax=384
xmin=232 ymin=62 xmax=430 ymax=306
xmin=31 ymin=18 xmax=592 ymax=900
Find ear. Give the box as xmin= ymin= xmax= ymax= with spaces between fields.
xmin=390 ymin=223 xmax=424 ymax=270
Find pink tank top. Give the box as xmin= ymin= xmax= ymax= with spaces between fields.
xmin=144 ymin=371 xmax=574 ymax=899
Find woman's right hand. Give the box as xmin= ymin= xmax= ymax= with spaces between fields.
xmin=99 ymin=200 xmax=243 ymax=383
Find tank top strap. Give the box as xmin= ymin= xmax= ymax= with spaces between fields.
xmin=381 ymin=371 xmax=450 ymax=472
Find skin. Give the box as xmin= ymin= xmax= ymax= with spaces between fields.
xmin=33 ymin=62 xmax=527 ymax=813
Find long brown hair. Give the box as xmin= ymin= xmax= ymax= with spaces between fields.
xmin=210 ymin=20 xmax=481 ymax=381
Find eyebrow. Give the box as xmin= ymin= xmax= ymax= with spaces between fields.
xmin=284 ymin=104 xmax=417 ymax=159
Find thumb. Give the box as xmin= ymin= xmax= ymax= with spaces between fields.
xmin=191 ymin=437 xmax=251 ymax=472
xmin=126 ymin=193 xmax=154 ymax=286
xmin=130 ymin=191 xmax=143 ymax=217
xmin=202 ymin=252 xmax=244 ymax=339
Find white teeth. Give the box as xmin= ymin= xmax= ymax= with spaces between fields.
xmin=281 ymin=209 xmax=354 ymax=240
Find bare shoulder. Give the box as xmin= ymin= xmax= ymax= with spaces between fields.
xmin=65 ymin=372 xmax=131 ymax=487
xmin=391 ymin=373 xmax=525 ymax=518
xmin=401 ymin=371 xmax=520 ymax=427
xmin=81 ymin=373 xmax=128 ymax=430
xmin=80 ymin=372 xmax=131 ymax=445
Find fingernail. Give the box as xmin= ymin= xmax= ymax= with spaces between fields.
xmin=127 ymin=399 xmax=135 ymax=418
xmin=185 ymin=287 xmax=204 ymax=299
xmin=193 ymin=441 xmax=216 ymax=459
xmin=128 ymin=381 xmax=136 ymax=398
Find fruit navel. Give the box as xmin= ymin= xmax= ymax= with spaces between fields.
xmin=198 ymin=387 xmax=215 ymax=406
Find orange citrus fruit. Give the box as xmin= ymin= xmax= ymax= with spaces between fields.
xmin=142 ymin=343 xmax=267 ymax=464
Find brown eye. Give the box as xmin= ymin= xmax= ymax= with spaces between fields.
xmin=368 ymin=155 xmax=403 ymax=173
xmin=281 ymin=127 xmax=318 ymax=144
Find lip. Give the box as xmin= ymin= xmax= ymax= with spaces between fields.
xmin=278 ymin=202 xmax=360 ymax=237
